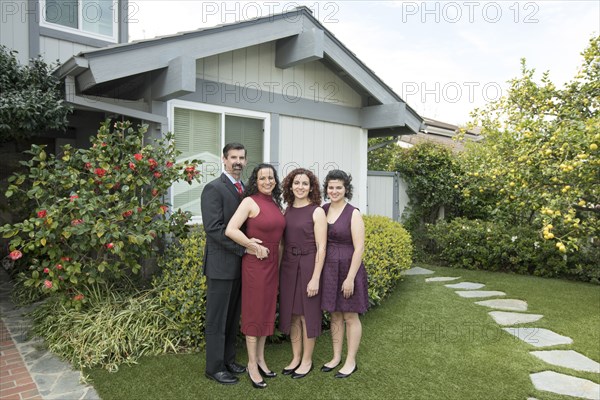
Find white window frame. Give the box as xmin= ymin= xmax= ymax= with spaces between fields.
xmin=39 ymin=0 xmax=119 ymax=43
xmin=168 ymin=99 xmax=271 ymax=225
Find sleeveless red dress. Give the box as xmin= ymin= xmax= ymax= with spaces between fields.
xmin=241 ymin=193 xmax=285 ymax=337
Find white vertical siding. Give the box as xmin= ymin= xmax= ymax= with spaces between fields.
xmin=196 ymin=42 xmax=362 ymax=107
xmin=279 ymin=115 xmax=367 ymax=211
xmin=39 ymin=37 xmax=95 ymax=64
xmin=1 ymin=1 xmax=29 ymax=64
xmin=366 ymin=174 xmax=410 ymax=221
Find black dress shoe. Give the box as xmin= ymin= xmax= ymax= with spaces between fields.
xmin=248 ymin=372 xmax=267 ymax=389
xmin=258 ymin=365 xmax=277 ymax=378
xmin=334 ymin=365 xmax=358 ymax=379
xmin=320 ymin=362 xmax=340 ymax=372
xmin=281 ymin=362 xmax=300 ymax=375
xmin=291 ymin=364 xmax=313 ymax=379
xmin=205 ymin=371 xmax=239 ymax=385
xmin=226 ymin=362 xmax=247 ymax=374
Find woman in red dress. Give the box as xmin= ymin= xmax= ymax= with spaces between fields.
xmin=279 ymin=168 xmax=327 ymax=379
xmin=226 ymin=163 xmax=285 ymax=389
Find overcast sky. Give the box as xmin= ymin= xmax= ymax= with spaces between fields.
xmin=128 ymin=1 xmax=599 ymax=125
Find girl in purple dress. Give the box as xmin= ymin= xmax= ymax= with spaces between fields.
xmin=320 ymin=170 xmax=368 ymax=379
xmin=226 ymin=164 xmax=285 ymax=389
xmin=279 ymin=168 xmax=327 ymax=379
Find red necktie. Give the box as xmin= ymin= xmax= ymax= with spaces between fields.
xmin=234 ymin=182 xmax=243 ymax=195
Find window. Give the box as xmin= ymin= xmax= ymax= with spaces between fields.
xmin=168 ymin=100 xmax=270 ymax=223
xmin=41 ymin=0 xmax=118 ymax=42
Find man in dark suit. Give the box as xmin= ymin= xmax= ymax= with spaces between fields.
xmin=201 ymin=142 xmax=264 ymax=385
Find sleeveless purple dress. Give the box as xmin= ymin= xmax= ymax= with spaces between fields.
xmin=241 ymin=193 xmax=285 ymax=337
xmin=321 ymin=203 xmax=369 ymax=314
xmin=279 ymin=204 xmax=323 ymax=338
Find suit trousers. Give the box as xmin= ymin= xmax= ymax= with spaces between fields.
xmin=205 ymin=277 xmax=242 ymax=374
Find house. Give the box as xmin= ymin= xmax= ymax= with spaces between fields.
xmin=399 ymin=117 xmax=482 ymax=152
xmin=2 ymin=1 xmax=423 ymax=222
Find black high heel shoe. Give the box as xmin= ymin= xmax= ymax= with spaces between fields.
xmin=334 ymin=365 xmax=358 ymax=379
xmin=258 ymin=365 xmax=277 ymax=378
xmin=248 ymin=372 xmax=267 ymax=389
xmin=291 ymin=364 xmax=313 ymax=379
xmin=281 ymin=362 xmax=300 ymax=375
xmin=320 ymin=361 xmax=340 ymax=372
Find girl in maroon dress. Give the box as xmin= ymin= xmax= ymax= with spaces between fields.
xmin=320 ymin=170 xmax=368 ymax=379
xmin=279 ymin=168 xmax=327 ymax=379
xmin=226 ymin=164 xmax=285 ymax=389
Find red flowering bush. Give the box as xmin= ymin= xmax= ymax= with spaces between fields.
xmin=1 ymin=120 xmax=201 ymax=297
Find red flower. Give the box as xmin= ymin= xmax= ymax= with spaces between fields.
xmin=37 ymin=210 xmax=47 ymax=218
xmin=69 ymin=195 xmax=78 ymax=202
xmin=101 ymin=142 xmax=107 ymax=147
xmin=56 ymin=264 xmax=63 ymax=270
xmin=44 ymin=280 xmax=53 ymax=289
xmin=84 ymin=162 xmax=92 ymax=170
xmin=94 ymin=168 xmax=106 ymax=177
xmin=166 ymin=161 xmax=174 ymax=168
xmin=153 ymin=171 xmax=162 ymax=178
xmin=60 ymin=256 xmax=71 ymax=262
xmin=151 ymin=189 xmax=159 ymax=197
xmin=9 ymin=250 xmax=22 ymax=260
xmin=122 ymin=210 xmax=133 ymax=218
xmin=137 ymin=207 xmax=143 ymax=213
xmin=134 ymin=153 xmax=143 ymax=161
xmin=129 ymin=162 xmax=136 ymax=170
xmin=73 ymin=294 xmax=84 ymax=301
xmin=185 ymin=165 xmax=196 ymax=173
xmin=148 ymin=158 xmax=158 ymax=170
xmin=160 ymin=205 xmax=169 ymax=214
xmin=43 ymin=267 xmax=50 ymax=273
xmin=71 ymin=219 xmax=84 ymax=226
xmin=106 ymin=243 xmax=114 ymax=249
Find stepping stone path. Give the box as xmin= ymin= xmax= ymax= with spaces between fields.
xmin=530 ymin=350 xmax=600 ymax=373
xmin=425 ymin=276 xmax=460 ymax=282
xmin=455 ymin=290 xmax=506 ymax=298
xmin=402 ymin=266 xmax=435 ymax=275
xmin=502 ymin=327 xmax=573 ymax=348
xmin=475 ymin=299 xmax=528 ymax=311
xmin=419 ymin=267 xmax=599 ymax=399
xmin=444 ymin=282 xmax=485 ymax=290
xmin=488 ymin=311 xmax=543 ymax=326
xmin=530 ymin=371 xmax=600 ymax=400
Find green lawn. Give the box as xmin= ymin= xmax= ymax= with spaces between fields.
xmin=87 ymin=265 xmax=600 ymax=399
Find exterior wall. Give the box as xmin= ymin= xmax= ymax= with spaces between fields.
xmin=278 ymin=115 xmax=367 ymax=211
xmin=39 ymin=36 xmax=96 ymax=64
xmin=197 ymin=42 xmax=362 ymax=108
xmin=1 ymin=2 xmax=29 ymax=64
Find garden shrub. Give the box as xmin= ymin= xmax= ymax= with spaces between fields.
xmin=363 ymin=215 xmax=413 ymax=306
xmin=428 ymin=218 xmax=599 ymax=283
xmin=0 ymin=120 xmax=201 ymax=298
xmin=153 ymin=228 xmax=207 ymax=350
xmin=29 ymin=284 xmax=180 ymax=372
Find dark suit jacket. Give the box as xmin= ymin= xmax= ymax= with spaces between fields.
xmin=201 ymin=173 xmax=246 ymax=279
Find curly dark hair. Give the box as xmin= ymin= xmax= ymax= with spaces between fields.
xmin=323 ymin=169 xmax=353 ymax=200
xmin=281 ymin=168 xmax=322 ymax=206
xmin=244 ymin=163 xmax=282 ymax=209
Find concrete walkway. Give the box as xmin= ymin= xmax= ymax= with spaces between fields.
xmin=0 ymin=267 xmax=100 ymax=400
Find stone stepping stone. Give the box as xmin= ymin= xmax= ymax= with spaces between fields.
xmin=425 ymin=277 xmax=460 ymax=282
xmin=402 ymin=267 xmax=435 ymax=275
xmin=530 ymin=350 xmax=600 ymax=373
xmin=455 ymin=290 xmax=506 ymax=298
xmin=445 ymin=282 xmax=485 ymax=290
xmin=530 ymin=371 xmax=600 ymax=400
xmin=489 ymin=311 xmax=543 ymax=326
xmin=502 ymin=327 xmax=573 ymax=348
xmin=475 ymin=299 xmax=528 ymax=311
